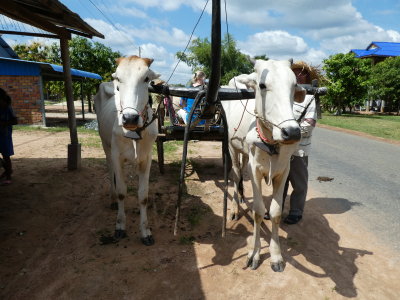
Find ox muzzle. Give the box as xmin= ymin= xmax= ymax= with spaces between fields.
xmin=122 ymin=112 xmax=141 ymax=130
xmin=280 ymin=126 xmax=301 ymax=143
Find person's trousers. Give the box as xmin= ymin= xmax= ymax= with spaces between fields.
xmin=283 ymin=155 xmax=308 ymax=216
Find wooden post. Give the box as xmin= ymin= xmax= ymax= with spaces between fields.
xmin=80 ymin=80 xmax=85 ymax=121
xmin=60 ymin=32 xmax=81 ymax=170
xmin=201 ymin=0 xmax=221 ymax=119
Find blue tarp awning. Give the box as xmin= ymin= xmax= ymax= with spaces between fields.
xmin=0 ymin=57 xmax=102 ymax=80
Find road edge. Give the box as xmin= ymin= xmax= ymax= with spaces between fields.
xmin=317 ymin=123 xmax=400 ymax=146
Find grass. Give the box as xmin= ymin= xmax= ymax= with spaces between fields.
xmin=318 ymin=113 xmax=400 ymax=141
xmin=14 ymin=124 xmax=103 ymax=149
xmin=152 ymin=140 xmax=184 ymax=156
xmin=14 ymin=124 xmax=99 ymax=135
xmin=80 ymin=135 xmax=103 ymax=148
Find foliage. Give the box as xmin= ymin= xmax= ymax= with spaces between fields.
xmin=13 ymin=37 xmax=121 ymax=104
xmin=176 ymin=34 xmax=259 ymax=85
xmin=13 ymin=42 xmax=53 ymax=62
xmin=322 ymin=53 xmax=372 ymax=114
xmin=369 ymin=56 xmax=400 ymax=112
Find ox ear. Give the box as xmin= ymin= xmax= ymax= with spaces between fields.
xmin=143 ymin=58 xmax=154 ymax=67
xmin=147 ymin=69 xmax=161 ymax=81
xmin=247 ymin=55 xmax=256 ymax=66
xmin=236 ymin=72 xmax=257 ymax=89
xmin=294 ymin=85 xmax=306 ymax=103
xmin=116 ymin=57 xmax=124 ymax=65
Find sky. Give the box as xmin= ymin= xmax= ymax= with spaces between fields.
xmin=2 ymin=0 xmax=400 ymax=84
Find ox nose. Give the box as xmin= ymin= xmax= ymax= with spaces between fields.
xmin=122 ymin=113 xmax=140 ymax=126
xmin=281 ymin=126 xmax=301 ymax=142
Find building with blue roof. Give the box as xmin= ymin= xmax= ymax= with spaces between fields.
xmin=0 ymin=36 xmax=102 ymax=125
xmin=350 ymin=42 xmax=400 ymax=64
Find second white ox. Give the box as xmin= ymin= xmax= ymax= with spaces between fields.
xmin=95 ymin=56 xmax=160 ymax=246
xmin=221 ymin=59 xmax=306 ymax=272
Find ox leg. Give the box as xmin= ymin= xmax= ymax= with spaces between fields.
xmin=137 ymin=154 xmax=154 ymax=246
xmin=239 ymin=153 xmax=249 ymax=203
xmin=103 ymin=143 xmax=117 ymax=210
xmin=268 ymin=174 xmax=287 ymax=272
xmin=246 ymin=165 xmax=264 ymax=270
xmin=112 ymin=155 xmax=127 ymax=240
xmin=230 ymin=148 xmax=242 ymax=221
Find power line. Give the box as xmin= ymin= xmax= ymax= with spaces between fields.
xmin=85 ymin=0 xmax=139 ymax=54
xmin=165 ymin=0 xmax=210 ymax=84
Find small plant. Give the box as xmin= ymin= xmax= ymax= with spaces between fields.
xmin=179 ymin=235 xmax=195 ymax=245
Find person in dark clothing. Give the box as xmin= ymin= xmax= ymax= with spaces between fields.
xmin=0 ymin=88 xmax=18 ymax=185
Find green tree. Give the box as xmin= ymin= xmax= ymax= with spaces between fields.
xmin=176 ymin=34 xmax=259 ymax=85
xmin=69 ymin=37 xmax=121 ymax=111
xmin=13 ymin=37 xmax=121 ymax=110
xmin=322 ymin=53 xmax=371 ymax=114
xmin=369 ymin=57 xmax=400 ymax=113
xmin=13 ymin=42 xmax=53 ymax=62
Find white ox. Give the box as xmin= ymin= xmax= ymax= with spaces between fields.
xmin=95 ymin=56 xmax=160 ymax=246
xmin=221 ymin=59 xmax=306 ymax=271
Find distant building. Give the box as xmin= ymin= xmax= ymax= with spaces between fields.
xmin=351 ymin=42 xmax=400 ymax=112
xmin=350 ymin=41 xmax=400 ymax=64
xmin=0 ymin=36 xmax=101 ymax=125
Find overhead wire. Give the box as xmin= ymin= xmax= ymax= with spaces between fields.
xmin=165 ymin=0 xmax=210 ymax=84
xmin=223 ymin=0 xmax=256 ymax=133
xmin=85 ymin=0 xmax=139 ymax=54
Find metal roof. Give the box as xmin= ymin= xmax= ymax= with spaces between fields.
xmin=0 ymin=57 xmax=102 ymax=80
xmin=351 ymin=42 xmax=400 ymax=58
xmin=0 ymin=36 xmax=19 ymax=58
xmin=0 ymin=0 xmax=104 ymax=39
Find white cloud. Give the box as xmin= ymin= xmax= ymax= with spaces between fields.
xmin=125 ymin=26 xmax=191 ymax=48
xmin=318 ymin=25 xmax=400 ymax=54
xmin=85 ymin=18 xmax=137 ymax=55
xmin=238 ymin=31 xmax=308 ymax=57
xmin=119 ymin=0 xmax=203 ymax=11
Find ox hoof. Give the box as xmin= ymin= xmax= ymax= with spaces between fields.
xmin=270 ymin=261 xmax=285 ymax=272
xmin=110 ymin=202 xmax=118 ymax=210
xmin=141 ymin=235 xmax=155 ymax=246
xmin=230 ymin=213 xmax=239 ymax=221
xmin=114 ymin=229 xmax=127 ymax=239
xmin=239 ymin=197 xmax=245 ymax=204
xmin=246 ymin=257 xmax=260 ymax=270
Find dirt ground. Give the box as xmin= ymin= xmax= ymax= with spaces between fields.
xmin=1 ymin=126 xmax=399 ymax=300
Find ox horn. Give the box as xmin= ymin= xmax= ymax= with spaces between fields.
xmin=246 ymin=55 xmax=256 ymax=66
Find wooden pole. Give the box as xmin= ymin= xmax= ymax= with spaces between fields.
xmin=201 ymin=0 xmax=221 ymax=119
xmin=60 ymin=32 xmax=81 ymax=170
xmin=80 ymin=81 xmax=85 ymax=121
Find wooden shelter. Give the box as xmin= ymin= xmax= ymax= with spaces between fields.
xmin=0 ymin=0 xmax=104 ymax=170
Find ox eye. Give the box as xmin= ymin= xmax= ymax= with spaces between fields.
xmin=144 ymin=77 xmax=149 ymax=83
xmin=116 ymin=85 xmax=119 ymax=91
xmin=259 ymin=83 xmax=266 ymax=89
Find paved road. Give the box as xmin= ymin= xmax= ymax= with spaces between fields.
xmin=308 ymin=126 xmax=400 ymax=252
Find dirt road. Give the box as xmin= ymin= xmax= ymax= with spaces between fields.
xmin=0 ymin=129 xmax=398 ymax=299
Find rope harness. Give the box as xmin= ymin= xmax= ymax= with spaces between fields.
xmin=118 ymin=102 xmax=158 ymax=140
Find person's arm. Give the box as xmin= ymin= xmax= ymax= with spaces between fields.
xmin=180 ymin=97 xmax=187 ymax=108
xmin=0 ymin=107 xmax=18 ymax=126
xmin=300 ymin=100 xmax=317 ymax=138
